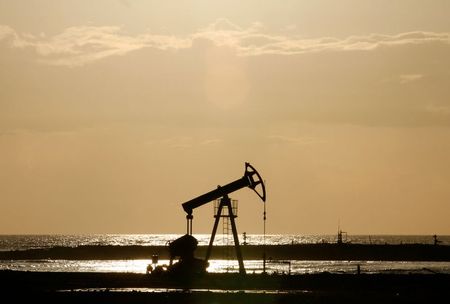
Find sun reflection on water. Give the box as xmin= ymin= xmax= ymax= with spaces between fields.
xmin=2 ymin=259 xmax=450 ymax=274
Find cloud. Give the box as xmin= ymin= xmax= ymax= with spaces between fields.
xmin=399 ymin=74 xmax=424 ymax=84
xmin=1 ymin=19 xmax=449 ymax=67
xmin=145 ymin=136 xmax=223 ymax=149
xmin=161 ymin=136 xmax=194 ymax=149
xmin=268 ymin=135 xmax=324 ymax=146
xmin=1 ymin=25 xmax=190 ymax=67
xmin=0 ymin=25 xmax=14 ymax=40
xmin=200 ymin=138 xmax=223 ymax=146
xmin=425 ymin=105 xmax=450 ymax=115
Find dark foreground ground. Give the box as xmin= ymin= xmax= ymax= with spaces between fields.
xmin=1 ymin=271 xmax=449 ymax=303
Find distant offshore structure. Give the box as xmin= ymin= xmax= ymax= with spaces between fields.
xmin=337 ymin=227 xmax=348 ymax=245
xmin=434 ymin=234 xmax=442 ymax=246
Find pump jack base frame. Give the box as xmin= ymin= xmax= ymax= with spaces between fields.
xmin=205 ymin=195 xmax=246 ymax=275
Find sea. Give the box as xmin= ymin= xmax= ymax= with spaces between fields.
xmin=1 ymin=234 xmax=449 ymax=275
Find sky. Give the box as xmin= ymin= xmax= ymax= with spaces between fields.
xmin=1 ymin=0 xmax=450 ymax=235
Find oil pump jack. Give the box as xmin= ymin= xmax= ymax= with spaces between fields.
xmin=165 ymin=163 xmax=266 ymax=276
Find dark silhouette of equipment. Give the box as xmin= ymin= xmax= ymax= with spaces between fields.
xmin=433 ymin=235 xmax=442 ymax=246
xmin=169 ymin=162 xmax=266 ymax=275
xmin=337 ymin=229 xmax=347 ymax=245
xmin=167 ymin=234 xmax=208 ymax=275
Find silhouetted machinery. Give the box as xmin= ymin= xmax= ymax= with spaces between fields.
xmin=162 ymin=162 xmax=266 ymax=276
xmin=166 ymin=234 xmax=209 ymax=275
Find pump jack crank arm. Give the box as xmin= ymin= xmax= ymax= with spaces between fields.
xmin=182 ymin=162 xmax=266 ymax=215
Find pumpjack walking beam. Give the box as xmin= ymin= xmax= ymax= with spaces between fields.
xmin=182 ymin=163 xmax=266 ymax=217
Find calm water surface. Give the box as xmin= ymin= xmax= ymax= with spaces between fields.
xmin=1 ymin=234 xmax=449 ymax=274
